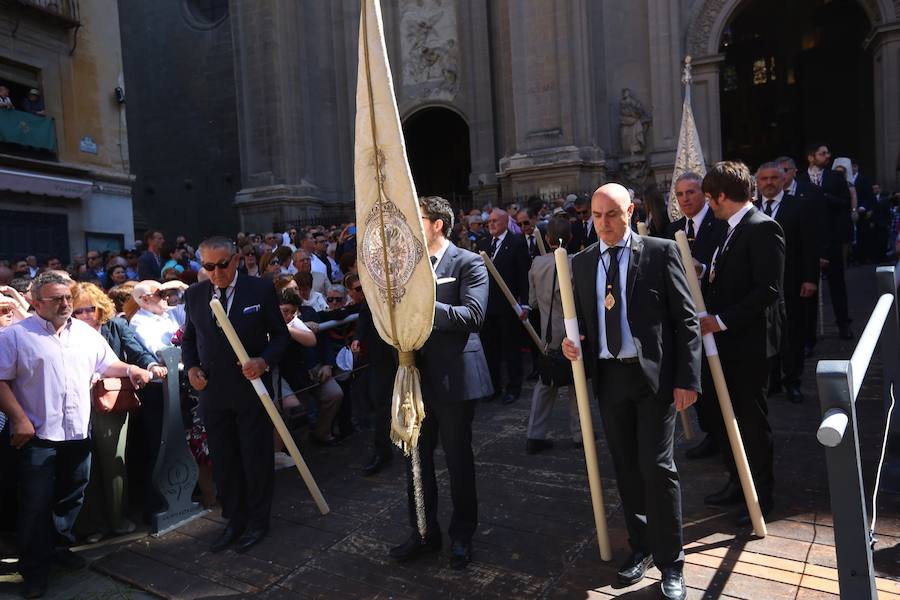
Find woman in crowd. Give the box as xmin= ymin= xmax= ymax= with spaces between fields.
xmin=240 ymin=244 xmax=261 ymax=277
xmin=0 ymin=285 xmax=30 ymax=327
xmin=105 ymin=264 xmax=129 ymax=290
xmin=642 ymin=185 xmax=671 ymax=237
xmin=260 ymin=251 xmax=282 ymax=277
xmin=71 ymin=282 xmax=166 ymax=542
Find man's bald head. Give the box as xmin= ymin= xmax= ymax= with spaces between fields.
xmin=591 ymin=183 xmax=634 ymax=246
xmin=487 ymin=207 xmax=509 ymax=237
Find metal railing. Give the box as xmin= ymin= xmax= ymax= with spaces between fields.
xmin=816 ymin=263 xmax=900 ymax=599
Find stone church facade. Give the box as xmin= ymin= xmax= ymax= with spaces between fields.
xmin=120 ymin=0 xmax=900 ymax=238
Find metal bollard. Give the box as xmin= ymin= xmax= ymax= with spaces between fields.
xmin=150 ymin=347 xmax=205 ymax=535
xmin=875 ymin=265 xmax=900 ymax=494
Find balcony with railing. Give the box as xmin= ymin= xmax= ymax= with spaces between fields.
xmin=0 ymin=108 xmax=57 ymax=159
xmin=9 ymin=0 xmax=80 ymax=27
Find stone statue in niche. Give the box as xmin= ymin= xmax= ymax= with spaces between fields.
xmin=619 ymin=88 xmax=652 ymax=156
xmin=400 ymin=0 xmax=459 ymax=100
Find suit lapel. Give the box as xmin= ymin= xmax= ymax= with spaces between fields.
xmin=626 ymin=234 xmax=642 ymax=304
xmin=718 ymin=207 xmax=756 ymax=269
xmin=436 ymin=243 xmax=458 ymax=278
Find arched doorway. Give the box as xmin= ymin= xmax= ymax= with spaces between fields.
xmin=718 ymin=0 xmax=874 ymax=170
xmin=402 ymin=107 xmax=472 ymax=209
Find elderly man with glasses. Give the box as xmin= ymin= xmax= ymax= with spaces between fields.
xmin=0 ymin=272 xmax=152 ymax=599
xmin=181 ymin=236 xmax=290 ymax=555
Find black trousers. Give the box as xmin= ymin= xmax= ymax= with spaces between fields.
xmin=704 ymin=357 xmax=774 ymax=500
xmin=366 ymin=360 xmax=395 ymax=459
xmin=824 ymin=243 xmax=850 ymax=325
xmin=406 ymin=398 xmax=477 ymax=543
xmin=200 ymin=396 xmax=274 ymax=530
xmin=595 ymin=361 xmax=683 ymax=568
xmin=772 ymin=293 xmax=813 ymax=387
xmin=481 ymin=312 xmax=523 ymax=395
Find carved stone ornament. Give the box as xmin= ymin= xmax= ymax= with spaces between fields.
xmin=619 ymin=88 xmax=651 ymax=156
xmin=400 ymin=0 xmax=460 ymax=100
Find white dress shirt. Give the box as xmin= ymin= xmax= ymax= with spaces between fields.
xmin=786 ymin=179 xmax=798 ymax=196
xmin=303 ymin=291 xmax=328 ymax=313
xmin=310 ymin=254 xmax=328 ymax=276
xmin=0 ymin=315 xmax=117 ymax=441
xmin=211 ymin=271 xmax=239 ymax=314
xmin=759 ymin=190 xmax=784 ymax=219
xmin=489 ymin=230 xmax=508 ymax=259
xmin=596 ymin=228 xmax=638 ymax=359
xmin=430 ymin=237 xmax=451 ymax=270
xmin=130 ymin=307 xmax=184 ymax=356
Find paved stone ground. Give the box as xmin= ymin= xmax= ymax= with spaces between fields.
xmin=3 ymin=262 xmax=900 ymax=599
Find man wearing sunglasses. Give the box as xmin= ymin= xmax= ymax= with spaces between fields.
xmin=181 ymin=237 xmax=290 ymax=555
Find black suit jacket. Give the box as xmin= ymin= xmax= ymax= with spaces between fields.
xmin=757 ymin=193 xmax=819 ymax=295
xmin=181 ymin=274 xmax=290 ymax=406
xmin=477 ymin=232 xmax=530 ymax=313
xmin=418 ymin=243 xmax=491 ymax=403
xmin=797 ymin=168 xmax=851 ymax=246
xmin=665 ymin=207 xmax=728 ymax=270
xmin=568 ymin=219 xmax=597 ymax=254
xmin=702 ymin=207 xmax=785 ymax=360
xmin=137 ymin=251 xmax=162 ymax=281
xmin=571 ymin=235 xmax=702 ymax=397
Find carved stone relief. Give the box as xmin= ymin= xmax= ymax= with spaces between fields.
xmin=400 ymin=0 xmax=459 ymax=101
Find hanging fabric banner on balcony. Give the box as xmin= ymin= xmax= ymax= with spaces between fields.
xmin=0 ymin=110 xmax=56 ymax=152
xmin=354 ymin=0 xmax=436 ymax=537
xmin=668 ymin=56 xmax=706 ymax=221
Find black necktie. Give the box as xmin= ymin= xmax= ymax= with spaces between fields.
xmin=605 ymin=247 xmax=622 ymax=357
xmin=764 ymin=199 xmax=773 ymax=216
xmin=490 ymin=237 xmax=499 ymax=256
xmin=586 ymin=221 xmax=592 ymax=238
xmin=686 ymin=219 xmax=696 ymax=249
xmin=528 ymin=235 xmax=535 ymax=255
xmin=218 ymin=287 xmax=228 ymax=308
xmin=429 ymin=256 xmax=437 ymax=267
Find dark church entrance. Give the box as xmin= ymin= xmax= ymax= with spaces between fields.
xmin=403 ymin=107 xmax=473 ymax=210
xmin=719 ymin=0 xmax=874 ymax=171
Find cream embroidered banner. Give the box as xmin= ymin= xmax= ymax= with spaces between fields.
xmin=668 ymin=56 xmax=707 ymax=221
xmin=355 ymin=0 xmax=436 ymax=534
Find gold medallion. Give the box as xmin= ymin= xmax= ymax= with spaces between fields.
xmin=604 ymin=292 xmax=616 ymax=311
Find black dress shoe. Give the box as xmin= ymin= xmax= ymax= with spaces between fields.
xmin=733 ymin=499 xmax=774 ymax=528
xmin=685 ymin=434 xmax=717 ymax=459
xmin=54 ymin=548 xmax=87 ymax=569
xmin=361 ymin=453 xmax=393 ymax=476
xmin=501 ymin=392 xmax=519 ymax=405
xmin=616 ymin=551 xmax=654 ymax=585
xmin=22 ymin=574 xmax=47 ymax=599
xmin=660 ymin=567 xmax=687 ymax=600
xmin=449 ymin=539 xmax=472 ymax=570
xmin=233 ymin=527 xmax=268 ymax=554
xmin=839 ymin=324 xmax=855 ymax=340
xmin=704 ymin=480 xmax=742 ymax=506
xmin=525 ymin=438 xmax=554 ymax=455
xmin=388 ymin=532 xmax=442 ymax=562
xmin=786 ymin=385 xmax=804 ymax=404
xmin=210 ymin=522 xmax=244 ymax=553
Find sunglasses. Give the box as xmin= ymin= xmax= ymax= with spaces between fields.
xmin=270 ymin=259 xmax=281 ymax=266
xmin=202 ymin=256 xmax=235 ymax=271
xmin=42 ymin=294 xmax=73 ymax=304
xmin=326 ymin=296 xmax=343 ymax=303
xmin=73 ymin=306 xmax=96 ymax=316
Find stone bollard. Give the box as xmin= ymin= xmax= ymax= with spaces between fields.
xmin=150 ymin=346 xmax=204 ymax=535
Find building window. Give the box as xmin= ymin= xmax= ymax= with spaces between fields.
xmin=183 ymin=0 xmax=228 ymax=29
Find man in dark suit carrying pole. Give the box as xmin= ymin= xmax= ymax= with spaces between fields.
xmin=666 ymin=171 xmax=728 ymax=460
xmin=477 ymin=208 xmax=530 ymax=404
xmin=562 ymin=183 xmax=701 ymax=600
xmin=389 ymin=196 xmax=491 ymax=571
xmin=699 ymin=162 xmax=784 ymax=526
xmin=181 ymin=236 xmax=290 ymax=554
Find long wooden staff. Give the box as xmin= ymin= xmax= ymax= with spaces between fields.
xmin=479 ymin=251 xmax=546 ymax=353
xmin=637 ymin=222 xmax=694 ymax=440
xmin=210 ymin=299 xmax=329 ymax=515
xmin=674 ymin=232 xmax=766 ymax=537
xmin=554 ymin=248 xmax=612 ymax=561
xmin=534 ymin=229 xmax=547 ymax=255
xmin=818 ymin=271 xmax=825 ymax=337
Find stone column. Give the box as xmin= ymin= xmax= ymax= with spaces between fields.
xmin=495 ymin=0 xmax=606 ymax=202
xmin=871 ymin=23 xmax=900 ymax=189
xmin=229 ymin=0 xmax=323 ymax=233
xmin=686 ymin=54 xmax=725 ymax=165
xmin=646 ymin=0 xmax=682 ymax=171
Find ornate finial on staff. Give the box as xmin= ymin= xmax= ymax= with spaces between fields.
xmin=682 ymin=55 xmax=693 ymax=85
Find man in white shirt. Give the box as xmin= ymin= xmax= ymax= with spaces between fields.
xmin=0 ymin=272 xmax=151 ymax=599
